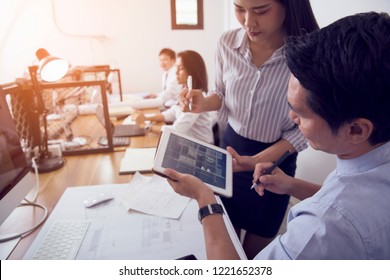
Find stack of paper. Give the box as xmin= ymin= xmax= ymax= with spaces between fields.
xmin=119 ymin=147 xmax=156 ymax=174
xmin=122 ymin=172 xmax=191 ymax=219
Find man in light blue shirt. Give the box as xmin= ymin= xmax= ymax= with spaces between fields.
xmin=164 ymin=12 xmax=390 ymax=260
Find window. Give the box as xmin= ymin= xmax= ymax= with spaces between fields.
xmin=171 ymin=0 xmax=203 ymax=30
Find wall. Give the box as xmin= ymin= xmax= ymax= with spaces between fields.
xmin=310 ymin=0 xmax=390 ymax=27
xmin=3 ymin=0 xmax=388 ymax=93
xmin=0 ymin=0 xmax=226 ymax=93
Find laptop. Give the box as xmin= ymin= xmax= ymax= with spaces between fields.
xmin=96 ymin=104 xmax=146 ymax=137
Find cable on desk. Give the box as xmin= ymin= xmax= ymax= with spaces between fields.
xmin=0 ymin=158 xmax=48 ymax=243
xmin=30 ymin=156 xmax=40 ymax=202
xmin=0 ymin=202 xmax=48 ymax=243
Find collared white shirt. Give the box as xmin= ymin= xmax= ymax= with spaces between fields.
xmin=157 ymin=66 xmax=182 ymax=104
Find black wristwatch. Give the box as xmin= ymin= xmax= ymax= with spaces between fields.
xmin=198 ymin=203 xmax=224 ymax=224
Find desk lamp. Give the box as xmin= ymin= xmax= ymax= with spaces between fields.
xmin=28 ymin=48 xmax=69 ymax=173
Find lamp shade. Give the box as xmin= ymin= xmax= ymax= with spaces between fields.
xmin=36 ymin=48 xmax=69 ymax=82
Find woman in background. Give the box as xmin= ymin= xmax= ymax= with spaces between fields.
xmin=134 ymin=50 xmax=215 ymax=144
xmin=180 ymin=0 xmax=319 ymax=259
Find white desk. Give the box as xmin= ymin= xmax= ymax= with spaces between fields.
xmin=24 ymin=184 xmax=246 ymax=260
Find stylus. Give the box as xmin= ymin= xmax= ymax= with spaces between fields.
xmin=187 ymin=75 xmax=193 ymax=111
xmin=250 ymin=150 xmax=292 ymax=190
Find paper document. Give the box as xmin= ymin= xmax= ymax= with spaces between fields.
xmin=122 ymin=116 xmax=136 ymax=125
xmin=108 ymin=103 xmax=134 ymax=117
xmin=122 ymin=92 xmax=163 ymax=109
xmin=122 ymin=172 xmax=191 ymax=219
xmin=119 ymin=147 xmax=156 ymax=174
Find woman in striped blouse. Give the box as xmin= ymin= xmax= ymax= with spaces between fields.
xmin=181 ymin=0 xmax=319 ymax=259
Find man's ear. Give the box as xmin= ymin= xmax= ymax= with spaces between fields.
xmin=348 ymin=118 xmax=373 ymax=144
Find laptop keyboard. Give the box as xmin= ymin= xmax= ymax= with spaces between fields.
xmin=113 ymin=136 xmax=130 ymax=147
xmin=114 ymin=124 xmax=145 ymax=137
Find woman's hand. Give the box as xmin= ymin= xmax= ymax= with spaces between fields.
xmin=132 ymin=110 xmax=146 ymax=128
xmin=227 ymin=146 xmax=257 ymax=172
xmin=179 ymin=88 xmax=206 ymax=113
xmin=143 ymin=93 xmax=157 ymax=99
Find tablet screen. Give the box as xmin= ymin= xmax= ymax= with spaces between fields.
xmin=153 ymin=127 xmax=232 ymax=197
xmin=161 ymin=133 xmax=227 ymax=190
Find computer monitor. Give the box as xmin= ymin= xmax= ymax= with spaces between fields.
xmin=0 ymin=88 xmax=35 ymax=226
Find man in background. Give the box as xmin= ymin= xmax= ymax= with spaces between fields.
xmin=144 ymin=48 xmax=182 ymax=108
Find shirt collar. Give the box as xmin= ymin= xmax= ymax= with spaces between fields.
xmin=233 ymin=28 xmax=285 ymax=65
xmin=336 ymin=141 xmax=390 ymax=175
xmin=232 ymin=28 xmax=248 ymax=51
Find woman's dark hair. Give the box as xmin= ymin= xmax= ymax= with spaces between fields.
xmin=285 ymin=12 xmax=390 ymax=145
xmin=177 ymin=50 xmax=208 ymax=92
xmin=278 ymin=0 xmax=319 ymax=35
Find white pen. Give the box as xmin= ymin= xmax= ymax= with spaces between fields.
xmin=187 ymin=75 xmax=192 ymax=111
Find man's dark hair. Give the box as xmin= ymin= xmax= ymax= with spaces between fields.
xmin=285 ymin=12 xmax=390 ymax=145
xmin=159 ymin=48 xmax=176 ymax=60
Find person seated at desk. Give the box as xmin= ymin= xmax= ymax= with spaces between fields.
xmin=143 ymin=48 xmax=183 ymax=108
xmin=133 ymin=50 xmax=215 ymax=144
xmin=164 ymin=13 xmax=390 ymax=259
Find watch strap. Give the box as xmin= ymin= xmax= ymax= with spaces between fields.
xmin=198 ymin=203 xmax=224 ymax=224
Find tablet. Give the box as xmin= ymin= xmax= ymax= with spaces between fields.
xmin=153 ymin=127 xmax=233 ymax=197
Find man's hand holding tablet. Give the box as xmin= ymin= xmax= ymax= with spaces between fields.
xmin=153 ymin=127 xmax=233 ymax=197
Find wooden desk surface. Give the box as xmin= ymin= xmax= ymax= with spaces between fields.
xmin=2 ymin=122 xmax=161 ymax=259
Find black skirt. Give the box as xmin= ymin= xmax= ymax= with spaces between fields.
xmin=220 ymin=124 xmax=297 ymax=238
